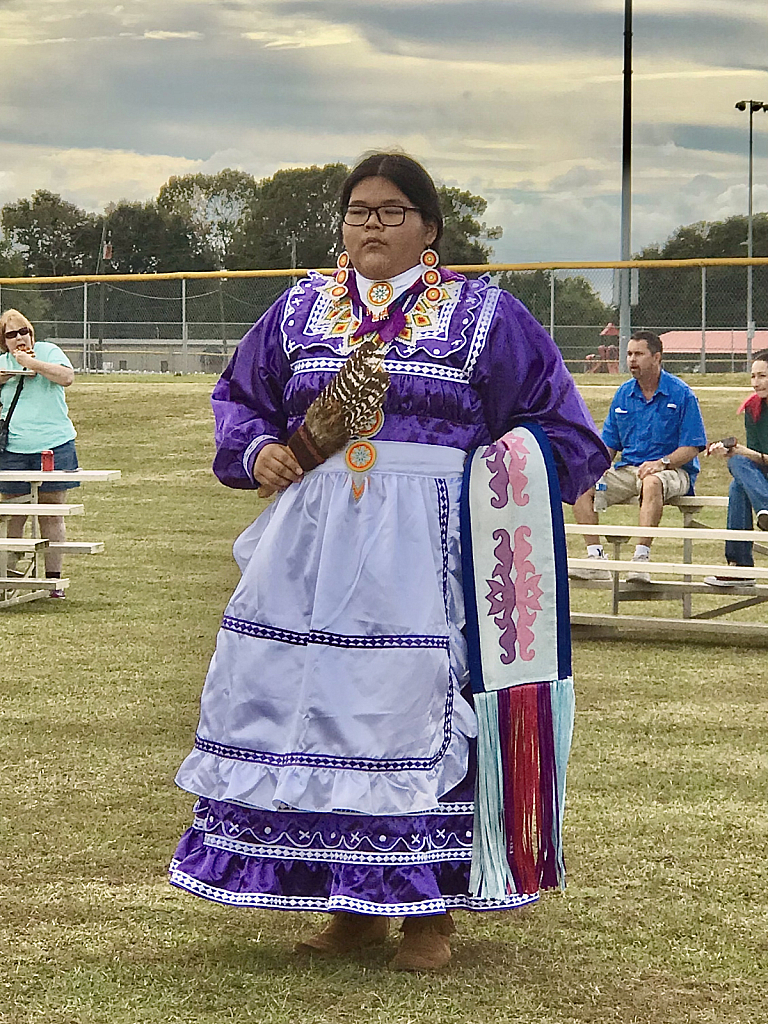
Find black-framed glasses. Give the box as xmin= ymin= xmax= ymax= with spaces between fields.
xmin=4 ymin=326 xmax=31 ymax=341
xmin=343 ymin=204 xmax=421 ymax=227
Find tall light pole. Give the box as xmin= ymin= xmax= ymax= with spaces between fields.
xmin=618 ymin=0 xmax=633 ymax=372
xmin=735 ymin=99 xmax=767 ymax=367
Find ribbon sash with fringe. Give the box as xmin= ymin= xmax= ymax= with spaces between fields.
xmin=460 ymin=424 xmax=575 ymax=900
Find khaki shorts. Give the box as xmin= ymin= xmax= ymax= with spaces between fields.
xmin=600 ymin=464 xmax=690 ymax=508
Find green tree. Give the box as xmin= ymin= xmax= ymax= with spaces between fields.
xmin=0 ymin=205 xmax=69 ymax=328
xmin=437 ymin=186 xmax=501 ymax=264
xmin=0 ymin=237 xmax=25 ymax=278
xmin=499 ymin=269 xmax=615 ymax=362
xmin=230 ymin=163 xmax=349 ymax=270
xmin=1 ymin=190 xmax=100 ymax=277
xmin=157 ymin=169 xmax=259 ymax=268
xmin=556 ymin=275 xmax=614 ymax=326
xmin=0 ymin=244 xmax=50 ymax=325
xmin=90 ymin=201 xmax=217 ymax=343
xmin=634 ymin=213 xmax=768 ymax=331
xmin=2 ymin=168 xmax=503 ymax=280
xmin=102 ymin=200 xmax=208 ymax=275
xmin=229 ymin=165 xmax=501 ymax=270
xmin=499 ymin=269 xmax=551 ymax=321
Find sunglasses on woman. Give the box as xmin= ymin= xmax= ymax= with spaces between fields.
xmin=4 ymin=326 xmax=32 ymax=340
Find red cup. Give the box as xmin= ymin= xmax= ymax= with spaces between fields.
xmin=41 ymin=450 xmax=54 ymax=471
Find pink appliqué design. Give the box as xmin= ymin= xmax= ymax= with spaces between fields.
xmin=483 ymin=435 xmax=531 ymax=509
xmin=485 ymin=529 xmax=517 ymax=664
xmin=511 ymin=526 xmax=542 ymax=661
xmin=485 ymin=526 xmax=542 ymax=664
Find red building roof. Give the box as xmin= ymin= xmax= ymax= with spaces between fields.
xmin=660 ymin=330 xmax=768 ymax=354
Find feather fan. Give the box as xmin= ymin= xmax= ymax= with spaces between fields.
xmin=287 ymin=336 xmax=390 ymax=471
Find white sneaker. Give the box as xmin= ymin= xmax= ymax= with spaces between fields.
xmin=704 ymin=575 xmax=756 ymax=588
xmin=756 ymin=509 xmax=768 ymax=531
xmin=569 ymin=553 xmax=612 ymax=581
xmin=626 ymin=552 xmax=651 ymax=584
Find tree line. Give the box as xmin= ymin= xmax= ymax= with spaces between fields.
xmin=633 ymin=213 xmax=768 ymax=331
xmin=0 ymin=165 xmax=502 ymax=278
xmin=0 ymin=164 xmax=616 ymax=355
xmin=1 ymin=162 xmax=764 ymax=351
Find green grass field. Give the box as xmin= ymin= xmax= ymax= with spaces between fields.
xmin=1 ymin=374 xmax=767 ymax=1024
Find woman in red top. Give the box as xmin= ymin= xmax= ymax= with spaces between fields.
xmin=706 ymin=350 xmax=768 ymax=585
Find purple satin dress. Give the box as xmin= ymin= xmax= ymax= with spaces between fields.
xmin=170 ymin=270 xmax=609 ymax=916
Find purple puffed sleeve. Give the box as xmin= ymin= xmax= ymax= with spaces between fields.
xmin=472 ymin=290 xmax=611 ymax=504
xmin=210 ymin=298 xmax=293 ymax=489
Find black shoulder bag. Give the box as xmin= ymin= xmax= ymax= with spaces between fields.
xmin=0 ymin=375 xmax=25 ymax=453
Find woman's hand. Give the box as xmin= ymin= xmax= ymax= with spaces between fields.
xmin=10 ymin=346 xmax=36 ymax=372
xmin=707 ymin=440 xmax=741 ymax=459
xmin=253 ymin=443 xmax=303 ymax=496
xmin=9 ymin=345 xmax=74 ymax=386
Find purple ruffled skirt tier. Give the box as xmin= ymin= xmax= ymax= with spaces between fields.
xmin=170 ymin=792 xmax=537 ymax=915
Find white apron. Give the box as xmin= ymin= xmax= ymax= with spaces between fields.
xmin=176 ymin=441 xmax=477 ymax=817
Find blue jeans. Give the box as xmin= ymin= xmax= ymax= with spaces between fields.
xmin=724 ymin=454 xmax=768 ymax=566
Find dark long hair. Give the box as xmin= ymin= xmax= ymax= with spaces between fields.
xmin=340 ymin=152 xmax=444 ymax=250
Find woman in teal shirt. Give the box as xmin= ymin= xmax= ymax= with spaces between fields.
xmin=0 ymin=308 xmax=78 ymax=597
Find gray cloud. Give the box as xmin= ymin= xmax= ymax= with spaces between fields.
xmin=2 ymin=35 xmax=336 ymax=156
xmin=635 ymin=121 xmax=768 ymax=159
xmin=265 ymin=0 xmax=767 ymax=67
xmin=3 ymin=11 xmax=519 ymax=159
xmin=548 ymin=166 xmax=607 ymax=193
xmin=1 ymin=0 xmax=767 ymax=260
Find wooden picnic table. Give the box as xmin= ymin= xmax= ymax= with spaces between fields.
xmin=0 ymin=469 xmax=121 ymax=606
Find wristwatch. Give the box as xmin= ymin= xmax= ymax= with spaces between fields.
xmin=660 ymin=456 xmax=671 ymax=467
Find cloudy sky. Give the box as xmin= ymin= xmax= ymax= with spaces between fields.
xmin=1 ymin=0 xmax=767 ymax=262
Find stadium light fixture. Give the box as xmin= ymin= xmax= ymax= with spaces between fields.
xmin=735 ymin=99 xmax=768 ymax=365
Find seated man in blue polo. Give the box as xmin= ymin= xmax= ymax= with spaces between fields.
xmin=569 ymin=329 xmax=707 ymax=583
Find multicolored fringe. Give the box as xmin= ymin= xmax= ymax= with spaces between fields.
xmin=470 ymin=678 xmax=575 ymax=900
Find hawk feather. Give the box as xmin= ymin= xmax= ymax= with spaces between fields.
xmin=287 ymin=336 xmax=390 ymax=471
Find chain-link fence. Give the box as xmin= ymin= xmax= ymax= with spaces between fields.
xmin=1 ymin=263 xmax=766 ymax=374
xmin=0 ymin=276 xmax=289 ymax=373
xmin=499 ymin=263 xmax=768 ymax=374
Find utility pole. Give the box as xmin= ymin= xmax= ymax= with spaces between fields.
xmin=94 ymin=219 xmax=109 ymax=371
xmin=618 ymin=0 xmax=633 ymax=372
xmin=219 ymin=277 xmax=228 ymax=367
xmin=289 ymin=232 xmax=298 ymax=284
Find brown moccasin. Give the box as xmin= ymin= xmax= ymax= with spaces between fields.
xmin=295 ymin=911 xmax=390 ymax=956
xmin=389 ymin=912 xmax=455 ymax=972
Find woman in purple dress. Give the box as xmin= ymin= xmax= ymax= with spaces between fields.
xmin=171 ymin=153 xmax=608 ymax=970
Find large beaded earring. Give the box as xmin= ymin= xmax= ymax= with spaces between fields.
xmin=420 ymin=248 xmax=441 ymax=302
xmin=331 ymin=251 xmax=350 ymax=299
